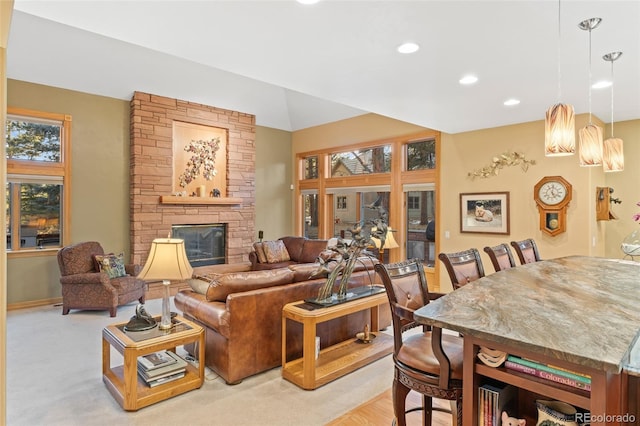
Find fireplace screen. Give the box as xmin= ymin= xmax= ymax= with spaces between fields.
xmin=171 ymin=224 xmax=226 ymax=267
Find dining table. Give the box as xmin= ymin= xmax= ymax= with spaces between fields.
xmin=413 ymin=255 xmax=640 ymax=426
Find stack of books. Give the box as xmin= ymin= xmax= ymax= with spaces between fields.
xmin=478 ymin=381 xmax=517 ymax=426
xmin=504 ymin=355 xmax=591 ymax=392
xmin=137 ymin=350 xmax=188 ymax=387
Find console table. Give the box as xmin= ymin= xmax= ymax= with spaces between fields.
xmin=281 ymin=288 xmax=393 ymax=390
xmin=414 ymin=256 xmax=640 ymax=425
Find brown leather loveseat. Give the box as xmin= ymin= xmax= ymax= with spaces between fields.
xmin=174 ymin=257 xmax=389 ymax=385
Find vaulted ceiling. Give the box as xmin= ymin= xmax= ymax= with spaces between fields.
xmin=7 ymin=1 xmax=640 ymax=133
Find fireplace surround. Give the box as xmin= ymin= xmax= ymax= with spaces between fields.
xmin=129 ymin=92 xmax=256 ymax=268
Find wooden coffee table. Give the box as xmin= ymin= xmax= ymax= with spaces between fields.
xmin=102 ymin=314 xmax=205 ymax=411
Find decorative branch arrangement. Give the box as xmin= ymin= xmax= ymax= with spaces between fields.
xmin=467 ymin=151 xmax=536 ymax=180
xmin=178 ymin=138 xmax=221 ymax=187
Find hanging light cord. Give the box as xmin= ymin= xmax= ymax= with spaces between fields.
xmin=610 ymin=59 xmax=615 ymax=137
xmin=587 ymin=27 xmax=593 ymax=125
xmin=556 ymin=0 xmax=562 ymax=102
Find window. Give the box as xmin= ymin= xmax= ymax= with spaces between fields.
xmin=330 ymin=145 xmax=391 ymax=177
xmin=302 ymin=192 xmax=319 ymax=239
xmin=336 ymin=196 xmax=347 ymax=210
xmin=408 ymin=196 xmax=420 ymax=210
xmin=406 ymin=139 xmax=436 ymax=170
xmin=303 ymin=156 xmax=318 ymax=179
xmin=5 ymin=108 xmax=71 ymax=252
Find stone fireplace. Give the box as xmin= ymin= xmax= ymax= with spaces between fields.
xmin=129 ymin=92 xmax=256 ymax=268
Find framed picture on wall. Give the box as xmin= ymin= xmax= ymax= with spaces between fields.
xmin=460 ymin=192 xmax=510 ymax=234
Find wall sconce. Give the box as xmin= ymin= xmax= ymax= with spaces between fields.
xmin=578 ymin=17 xmax=603 ymax=167
xmin=602 ymin=51 xmax=624 ymax=172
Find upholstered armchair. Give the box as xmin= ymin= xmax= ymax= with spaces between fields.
xmin=57 ymin=241 xmax=146 ymax=317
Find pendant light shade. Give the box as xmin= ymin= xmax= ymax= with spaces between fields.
xmin=603 ymin=137 xmax=624 ymax=172
xmin=545 ymin=103 xmax=575 ymax=156
xmin=545 ymin=1 xmax=575 ymax=157
xmin=578 ymin=124 xmax=603 ymax=166
xmin=603 ymin=51 xmax=624 ymax=172
xmin=578 ymin=17 xmax=603 ymax=167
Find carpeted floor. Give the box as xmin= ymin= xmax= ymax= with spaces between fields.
xmin=6 ymin=298 xmax=394 ymax=426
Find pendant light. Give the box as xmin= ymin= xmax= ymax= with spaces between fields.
xmin=602 ymin=51 xmax=624 ymax=172
xmin=545 ymin=0 xmax=575 ymax=156
xmin=578 ymin=18 xmax=603 ymax=167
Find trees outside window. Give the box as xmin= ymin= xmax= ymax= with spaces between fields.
xmin=5 ymin=108 xmax=71 ymax=252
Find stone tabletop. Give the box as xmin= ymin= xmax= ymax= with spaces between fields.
xmin=414 ymin=256 xmax=640 ymax=373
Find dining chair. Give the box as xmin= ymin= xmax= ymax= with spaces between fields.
xmin=510 ymin=238 xmax=541 ymax=265
xmin=483 ymin=243 xmax=516 ymax=272
xmin=374 ymin=259 xmax=463 ymax=426
xmin=438 ymin=248 xmax=485 ymax=290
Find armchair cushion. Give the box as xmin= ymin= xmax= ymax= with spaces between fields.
xmin=94 ymin=253 xmax=127 ymax=278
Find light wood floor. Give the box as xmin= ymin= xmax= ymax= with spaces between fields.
xmin=327 ymin=389 xmax=451 ymax=426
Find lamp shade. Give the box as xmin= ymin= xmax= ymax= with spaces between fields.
xmin=371 ymin=227 xmax=399 ymax=250
xmin=603 ymin=137 xmax=624 ymax=172
xmin=544 ymin=103 xmax=576 ymax=156
xmin=578 ymin=124 xmax=603 ymax=166
xmin=137 ymin=238 xmax=193 ymax=281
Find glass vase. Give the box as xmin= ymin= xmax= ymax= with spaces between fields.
xmin=621 ymin=228 xmax=640 ymax=258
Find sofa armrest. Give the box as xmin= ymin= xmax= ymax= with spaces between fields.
xmin=248 ymin=251 xmax=260 ymax=269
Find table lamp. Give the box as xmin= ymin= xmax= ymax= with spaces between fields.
xmin=138 ymin=238 xmax=193 ymax=330
xmin=371 ymin=227 xmax=399 ymax=262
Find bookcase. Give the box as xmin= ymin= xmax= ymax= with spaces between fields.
xmin=465 ymin=335 xmax=624 ymax=426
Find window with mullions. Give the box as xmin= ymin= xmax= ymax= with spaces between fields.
xmin=330 ymin=145 xmax=391 ymax=177
xmin=406 ymin=139 xmax=436 ymax=170
xmin=6 ymin=109 xmax=70 ymax=252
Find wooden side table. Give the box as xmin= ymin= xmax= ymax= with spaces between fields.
xmin=282 ymin=289 xmax=393 ymax=390
xmin=102 ymin=314 xmax=205 ymax=411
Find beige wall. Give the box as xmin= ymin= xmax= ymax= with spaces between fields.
xmin=255 ymin=126 xmax=293 ymax=240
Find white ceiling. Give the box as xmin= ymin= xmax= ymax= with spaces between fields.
xmin=7 ymin=0 xmax=640 ymax=133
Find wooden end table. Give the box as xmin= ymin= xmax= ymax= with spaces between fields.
xmin=282 ymin=288 xmax=393 ymax=390
xmin=102 ymin=314 xmax=205 ymax=411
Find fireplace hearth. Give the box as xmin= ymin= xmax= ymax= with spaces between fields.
xmin=171 ymin=224 xmax=226 ymax=267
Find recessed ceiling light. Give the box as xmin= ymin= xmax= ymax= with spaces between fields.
xmin=592 ymin=80 xmax=612 ymax=89
xmin=296 ymin=0 xmax=320 ymax=4
xmin=397 ymin=42 xmax=420 ymax=54
xmin=504 ymin=99 xmax=520 ymax=106
xmin=459 ymin=75 xmax=478 ymax=85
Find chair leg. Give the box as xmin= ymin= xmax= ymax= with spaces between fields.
xmin=422 ymin=394 xmax=433 ymax=426
xmin=62 ymin=306 xmax=69 ymax=315
xmin=139 ymin=294 xmax=146 ymax=304
xmin=393 ymin=378 xmax=411 ymax=426
xmin=109 ymin=307 xmax=117 ymax=317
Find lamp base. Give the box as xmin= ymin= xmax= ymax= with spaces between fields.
xmin=159 ymin=279 xmax=173 ymax=330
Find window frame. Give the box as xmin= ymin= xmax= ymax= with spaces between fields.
xmin=6 ymin=107 xmax=71 ymax=256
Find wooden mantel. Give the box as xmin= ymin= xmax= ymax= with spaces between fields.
xmin=159 ymin=196 xmax=243 ymax=205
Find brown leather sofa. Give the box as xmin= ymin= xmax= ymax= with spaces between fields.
xmin=174 ymin=258 xmax=390 ymax=385
xmin=249 ymin=236 xmax=330 ymax=270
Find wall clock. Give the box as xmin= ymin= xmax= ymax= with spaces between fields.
xmin=533 ymin=176 xmax=572 ymax=236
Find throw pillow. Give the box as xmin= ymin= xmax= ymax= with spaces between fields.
xmin=253 ymin=242 xmax=268 ymax=264
xmin=262 ymin=240 xmax=291 ymax=264
xmin=94 ymin=252 xmax=127 ymax=278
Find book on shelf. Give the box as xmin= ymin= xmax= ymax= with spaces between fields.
xmin=504 ymin=360 xmax=591 ymax=392
xmin=505 ymin=355 xmax=591 ymax=384
xmin=478 ymin=381 xmax=517 ymax=426
xmin=147 ymin=371 xmax=186 ymax=388
xmin=138 ymin=350 xmax=178 ymax=371
xmin=138 ymin=351 xmax=188 ymax=381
